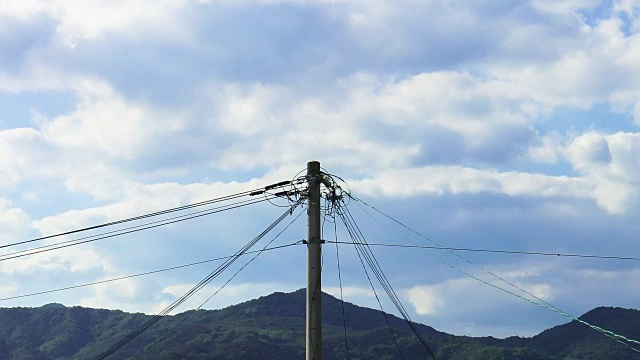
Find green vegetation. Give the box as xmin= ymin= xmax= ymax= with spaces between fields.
xmin=0 ymin=290 xmax=638 ymax=359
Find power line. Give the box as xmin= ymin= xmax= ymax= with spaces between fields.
xmin=0 ymin=242 xmax=302 ymax=303
xmin=133 ymin=208 xmax=305 ymax=359
xmin=332 ymin=219 xmax=351 ymax=360
xmin=337 ymin=200 xmax=437 ymax=359
xmin=0 ymin=196 xmax=276 ymax=263
xmin=0 ymin=180 xmax=294 ymax=251
xmin=347 ymin=225 xmax=405 ymax=360
xmin=92 ymin=201 xmax=301 ymax=360
xmin=324 ymin=241 xmax=640 ymax=262
xmin=348 ymin=194 xmax=640 ymax=353
xmin=0 ymin=189 xmax=253 ymax=249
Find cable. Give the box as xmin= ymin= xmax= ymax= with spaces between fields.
xmin=337 ymin=200 xmax=437 ymax=359
xmin=0 ymin=179 xmax=298 ymax=251
xmin=0 ymin=196 xmax=275 ymax=262
xmin=133 ymin=209 xmax=305 ymax=359
xmin=94 ymin=202 xmax=299 ymax=360
xmin=333 ymin=219 xmax=351 ymax=360
xmin=0 ymin=197 xmax=269 ymax=260
xmin=0 ymin=187 xmax=266 ymax=250
xmin=342 ymin=204 xmax=438 ymax=359
xmin=341 ymin=210 xmax=405 ymax=360
xmin=349 ymin=195 xmax=640 ymax=353
xmin=322 ymin=241 xmax=640 ymax=261
xmin=92 ymin=201 xmax=301 ymax=360
xmin=0 ymin=242 xmax=302 ymax=303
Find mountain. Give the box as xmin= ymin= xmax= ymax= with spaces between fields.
xmin=525 ymin=307 xmax=640 ymax=359
xmin=40 ymin=303 xmax=66 ymax=309
xmin=0 ymin=289 xmax=637 ymax=359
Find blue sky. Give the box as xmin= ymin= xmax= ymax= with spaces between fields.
xmin=1 ymin=0 xmax=640 ymax=340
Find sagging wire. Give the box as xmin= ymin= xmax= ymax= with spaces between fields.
xmin=2 ymin=182 xmax=295 ymax=251
xmin=333 ymin=216 xmax=351 ymax=360
xmin=287 ymin=168 xmax=435 ymax=358
xmin=349 ymin=195 xmax=640 ymax=353
xmin=0 ymin=242 xmax=302 ymax=303
xmin=336 ymin=199 xmax=438 ymax=359
xmin=0 ymin=196 xmax=276 ymax=263
xmin=93 ymin=200 xmax=302 ymax=360
xmin=134 ymin=208 xmax=305 ymax=359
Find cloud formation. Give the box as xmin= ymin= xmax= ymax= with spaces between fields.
xmin=0 ymin=0 xmax=639 ymax=339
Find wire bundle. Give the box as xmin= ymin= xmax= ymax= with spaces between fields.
xmin=348 ymin=194 xmax=640 ymax=354
xmin=336 ymin=199 xmax=438 ymax=359
xmin=93 ymin=201 xmax=301 ymax=360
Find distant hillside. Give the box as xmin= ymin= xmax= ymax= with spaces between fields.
xmin=0 ymin=289 xmax=638 ymax=359
xmin=526 ymin=307 xmax=640 ymax=359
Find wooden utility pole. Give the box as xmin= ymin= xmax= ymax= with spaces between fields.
xmin=306 ymin=160 xmax=322 ymax=360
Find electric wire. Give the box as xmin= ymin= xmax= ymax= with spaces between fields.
xmin=340 ymin=209 xmax=405 ymax=360
xmin=0 ymin=196 xmax=272 ymax=259
xmin=337 ymin=200 xmax=437 ymax=359
xmin=349 ymin=195 xmax=640 ymax=353
xmin=93 ymin=201 xmax=301 ymax=360
xmin=341 ymin=203 xmax=438 ymax=359
xmin=0 ymin=196 xmax=276 ymax=263
xmin=17 ymin=167 xmax=640 ymax=356
xmin=333 ymin=219 xmax=351 ymax=360
xmin=351 ymin=195 xmax=640 ymax=351
xmin=0 ymin=242 xmax=301 ymax=303
xmin=94 ymin=202 xmax=299 ymax=360
xmin=322 ymin=241 xmax=640 ymax=262
xmin=0 ymin=185 xmax=279 ymax=250
xmin=133 ymin=209 xmax=305 ymax=359
xmin=339 ymin=203 xmax=423 ymax=343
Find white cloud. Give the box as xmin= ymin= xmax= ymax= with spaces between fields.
xmin=529 ymin=132 xmax=569 ymax=164
xmin=0 ymin=244 xmax=107 ymax=277
xmin=405 ymin=275 xmax=556 ymax=337
xmin=405 ymin=285 xmax=442 ymax=316
xmin=349 ymin=166 xmax=590 ymax=199
xmin=565 ymin=131 xmax=612 ymax=169
xmin=0 ymin=79 xmax=193 ymax=201
xmin=0 ymin=199 xmax=31 ymax=243
xmin=40 ymin=83 xmax=160 ymax=160
xmin=1 ymin=0 xmax=640 ymax=339
xmin=404 ymin=262 xmax=565 ymax=337
xmin=40 ymin=79 xmax=187 ymax=163
xmin=206 ymin=70 xmax=544 ymax=173
xmin=0 ymin=285 xmax=18 ymax=298
xmin=407 ymin=276 xmax=555 ymax=317
xmin=80 ymin=276 xmax=163 ymax=313
xmin=0 ymin=0 xmax=192 ymax=45
xmin=0 ymin=128 xmax=46 ymax=188
xmin=0 ymin=0 xmax=44 ymax=20
xmin=531 ymin=0 xmax=600 ymax=15
xmin=563 ymin=131 xmax=640 ymax=214
xmin=30 ymin=175 xmax=290 ymax=239
xmin=207 ymin=77 xmax=423 ymax=171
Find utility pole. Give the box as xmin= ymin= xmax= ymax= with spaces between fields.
xmin=306 ymin=161 xmax=322 ymax=360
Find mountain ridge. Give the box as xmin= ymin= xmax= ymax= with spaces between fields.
xmin=0 ymin=289 xmax=637 ymax=359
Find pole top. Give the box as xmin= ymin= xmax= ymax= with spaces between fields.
xmin=307 ymin=161 xmax=320 ymax=172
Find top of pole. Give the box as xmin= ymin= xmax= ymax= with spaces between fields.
xmin=307 ymin=161 xmax=320 ymax=173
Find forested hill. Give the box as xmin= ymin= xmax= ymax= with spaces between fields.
xmin=0 ymin=289 xmax=638 ymax=359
